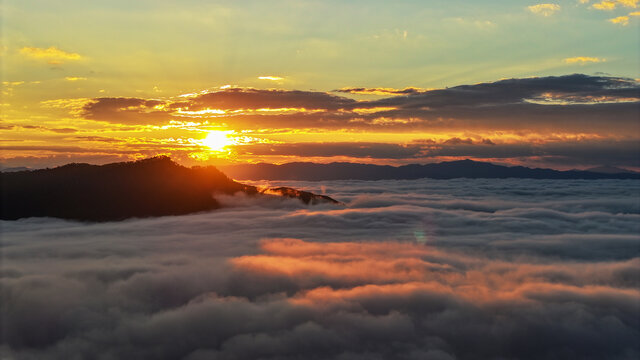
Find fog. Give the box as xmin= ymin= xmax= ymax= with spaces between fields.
xmin=1 ymin=179 xmax=639 ymax=359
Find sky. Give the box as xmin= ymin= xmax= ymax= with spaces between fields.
xmin=1 ymin=0 xmax=639 ymax=169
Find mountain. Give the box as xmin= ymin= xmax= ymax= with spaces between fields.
xmin=262 ymin=187 xmax=340 ymax=205
xmin=221 ymin=159 xmax=640 ymax=181
xmin=0 ymin=156 xmax=338 ymax=221
xmin=586 ymin=166 xmax=637 ymax=174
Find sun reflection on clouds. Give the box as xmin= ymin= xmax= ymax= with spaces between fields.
xmin=258 ymin=76 xmax=284 ymax=81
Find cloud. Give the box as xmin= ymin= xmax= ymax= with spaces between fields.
xmin=2 ymin=124 xmax=78 ymax=134
xmin=258 ymin=76 xmax=284 ymax=81
xmin=609 ymin=10 xmax=640 ymax=24
xmin=80 ymin=89 xmax=357 ymax=125
xmin=1 ymin=179 xmax=639 ymax=359
xmin=527 ymin=3 xmax=561 ymax=16
xmin=19 ymin=46 xmax=83 ymax=65
xmin=236 ymin=142 xmax=426 ymax=159
xmin=429 ymin=139 xmax=640 ymax=167
xmin=609 ymin=14 xmax=631 ymax=23
xmin=21 ymin=74 xmax=634 ymax=168
xmin=564 ymin=56 xmax=606 ymax=64
xmin=593 ymin=0 xmax=619 ymax=9
xmin=175 ymin=88 xmax=356 ymax=112
xmin=592 ymin=0 xmax=638 ymax=10
xmin=335 ymin=87 xmax=425 ymax=96
xmin=231 ymin=138 xmax=640 ymax=167
xmin=81 ymin=97 xmax=168 ymax=124
xmin=0 ymin=154 xmax=132 ymax=169
xmin=72 ymin=75 xmax=639 ymax=137
xmin=0 ymin=145 xmax=126 ymax=153
xmin=65 ymin=76 xmax=87 ymax=81
xmin=619 ymin=0 xmax=639 ymax=6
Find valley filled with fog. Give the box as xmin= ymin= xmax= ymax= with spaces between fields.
xmin=2 ymin=179 xmax=639 ymax=360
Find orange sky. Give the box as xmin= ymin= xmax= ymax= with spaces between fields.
xmin=1 ymin=1 xmax=639 ymax=170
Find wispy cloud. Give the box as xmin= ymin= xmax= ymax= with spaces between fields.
xmin=335 ymin=87 xmax=425 ymax=95
xmin=527 ymin=3 xmax=561 ymax=16
xmin=258 ymin=76 xmax=284 ymax=81
xmin=592 ymin=0 xmax=638 ymax=10
xmin=20 ymin=46 xmax=83 ymax=65
xmin=65 ymin=76 xmax=87 ymax=81
xmin=564 ymin=56 xmax=606 ymax=64
xmin=593 ymin=0 xmax=619 ymax=9
xmin=608 ymin=10 xmax=640 ymax=24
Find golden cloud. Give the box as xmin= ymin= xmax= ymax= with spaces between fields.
xmin=609 ymin=10 xmax=640 ymax=24
xmin=20 ymin=46 xmax=83 ymax=65
xmin=527 ymin=3 xmax=561 ymax=16
xmin=592 ymin=0 xmax=638 ymax=10
xmin=593 ymin=0 xmax=618 ymax=9
xmin=609 ymin=14 xmax=631 ymax=23
xmin=564 ymin=56 xmax=606 ymax=64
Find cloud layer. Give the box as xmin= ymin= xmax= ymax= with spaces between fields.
xmin=79 ymin=74 xmax=640 ymax=134
xmin=1 ymin=178 xmax=639 ymax=359
xmin=2 ymin=74 xmax=639 ymax=169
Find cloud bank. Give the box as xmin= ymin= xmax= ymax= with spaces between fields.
xmin=79 ymin=74 xmax=639 ymax=135
xmin=1 ymin=179 xmax=639 ymax=359
xmin=2 ymin=74 xmax=639 ymax=169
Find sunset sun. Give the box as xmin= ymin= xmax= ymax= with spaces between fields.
xmin=202 ymin=131 xmax=233 ymax=151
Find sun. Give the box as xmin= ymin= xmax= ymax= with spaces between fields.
xmin=201 ymin=130 xmax=233 ymax=151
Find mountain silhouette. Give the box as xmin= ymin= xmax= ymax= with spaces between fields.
xmin=221 ymin=159 xmax=640 ymax=181
xmin=0 ymin=156 xmax=338 ymax=221
xmin=585 ymin=166 xmax=637 ymax=174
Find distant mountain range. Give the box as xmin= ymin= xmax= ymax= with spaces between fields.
xmin=584 ymin=166 xmax=637 ymax=175
xmin=0 ymin=157 xmax=338 ymax=221
xmin=221 ymin=160 xmax=640 ymax=181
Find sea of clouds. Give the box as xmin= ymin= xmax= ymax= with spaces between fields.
xmin=1 ymin=179 xmax=639 ymax=360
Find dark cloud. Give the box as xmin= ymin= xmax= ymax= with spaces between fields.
xmin=175 ymin=88 xmax=357 ymax=111
xmin=48 ymin=128 xmax=77 ymax=134
xmin=428 ymin=139 xmax=640 ymax=167
xmin=1 ymin=179 xmax=638 ymax=359
xmin=0 ymin=145 xmax=103 ymax=153
xmin=335 ymin=87 xmax=424 ymax=95
xmin=75 ymin=74 xmax=639 ymax=136
xmin=73 ymin=136 xmax=122 ymax=143
xmin=363 ymin=74 xmax=639 ymax=109
xmin=82 ymin=97 xmax=169 ymax=124
xmin=0 ymin=154 xmax=133 ymax=169
xmin=2 ymin=125 xmax=78 ymax=133
xmin=442 ymin=137 xmax=473 ymax=145
xmin=237 ymin=142 xmax=426 ymax=159
xmin=232 ymin=138 xmax=640 ymax=167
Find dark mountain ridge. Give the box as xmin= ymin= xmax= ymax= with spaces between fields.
xmin=221 ymin=159 xmax=640 ymax=181
xmin=0 ymin=156 xmax=338 ymax=221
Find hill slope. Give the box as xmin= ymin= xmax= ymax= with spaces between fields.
xmin=0 ymin=157 xmax=338 ymax=221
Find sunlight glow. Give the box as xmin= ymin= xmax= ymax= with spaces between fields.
xmin=201 ymin=130 xmax=234 ymax=151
